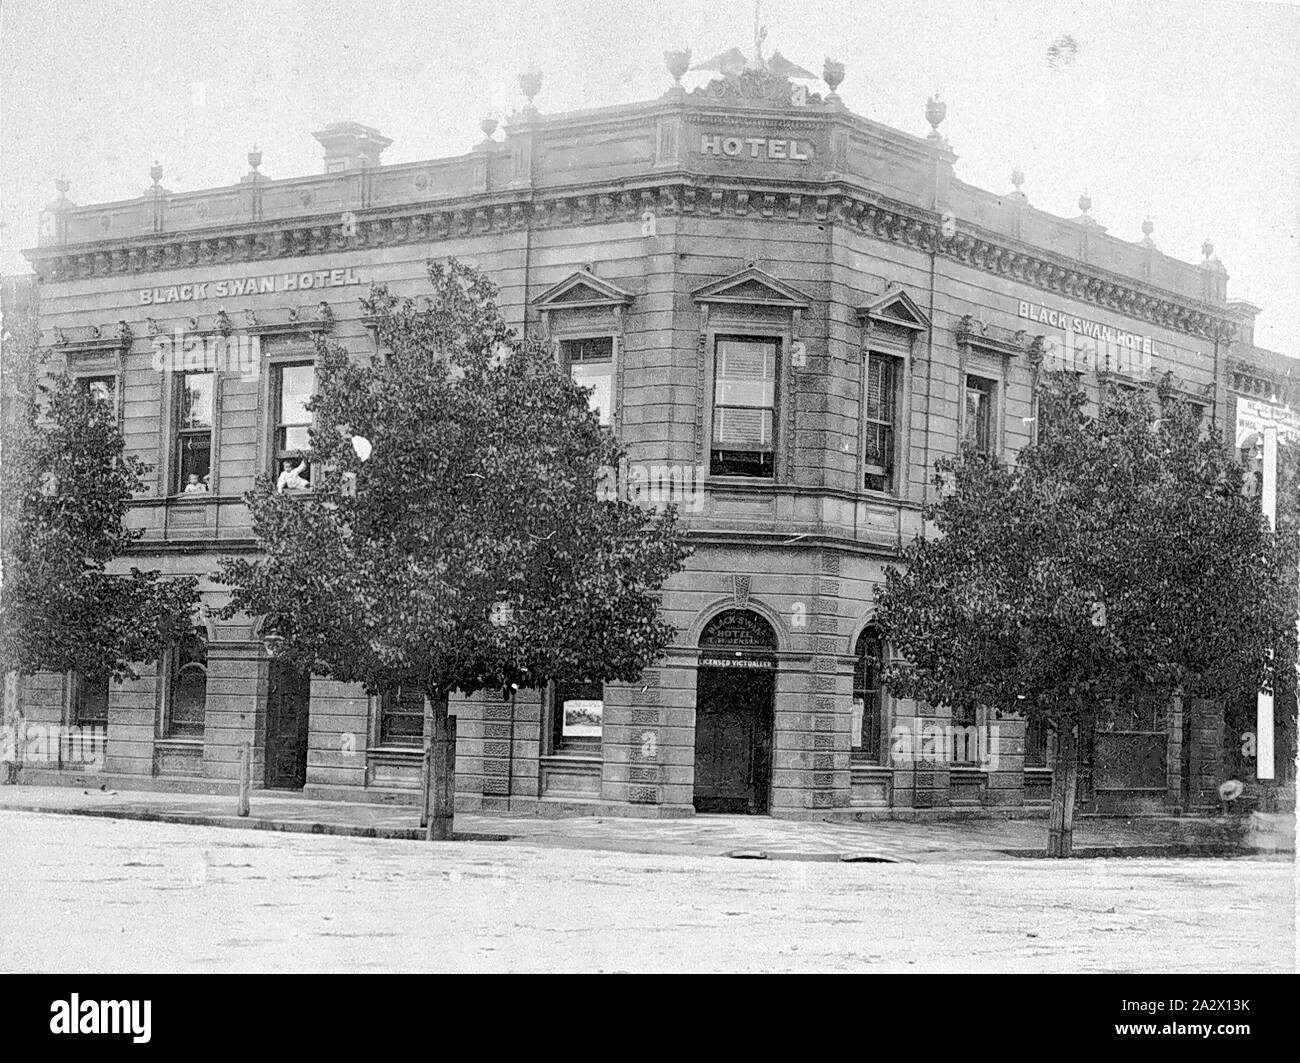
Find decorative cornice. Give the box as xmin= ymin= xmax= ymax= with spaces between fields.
xmin=856 ymin=285 xmax=930 ymax=332
xmin=533 ymin=268 xmax=634 ymax=309
xmin=140 ymin=303 xmax=334 ymax=338
xmin=692 ymin=259 xmax=812 ymax=308
xmin=954 ymin=314 xmax=1028 ymax=359
xmin=1153 ymin=369 xmax=1216 ymax=406
xmin=27 ymin=179 xmax=1232 ymax=341
xmin=45 ymin=320 xmax=133 ymax=352
xmin=1229 ymin=358 xmax=1292 ymax=405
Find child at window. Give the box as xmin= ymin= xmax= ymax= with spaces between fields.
xmin=276 ymin=455 xmax=310 ymax=492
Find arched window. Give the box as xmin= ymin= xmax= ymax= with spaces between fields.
xmin=852 ymin=627 xmax=884 ymax=762
xmin=168 ymin=631 xmax=208 ymax=738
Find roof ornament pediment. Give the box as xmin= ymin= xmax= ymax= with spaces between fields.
xmin=532 ymin=268 xmax=634 ymax=310
xmin=855 ymin=286 xmax=931 ymax=332
xmin=692 ymin=261 xmax=811 ymax=309
xmin=684 ymin=7 xmax=840 ymax=108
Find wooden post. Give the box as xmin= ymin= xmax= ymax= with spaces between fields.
xmin=419 ymin=738 xmax=432 ymax=829
xmin=237 ymin=740 xmax=251 ymax=817
xmin=1046 ymin=723 xmax=1078 ymax=857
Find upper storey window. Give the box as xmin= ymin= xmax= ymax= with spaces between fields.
xmin=863 ymin=354 xmax=900 ymax=492
xmin=963 ymin=374 xmax=996 ymax=458
xmin=274 ymin=362 xmax=314 ymax=490
xmin=856 ymin=287 xmax=930 ymax=498
xmin=561 ymin=336 xmax=614 ymax=427
xmin=175 ymin=372 xmax=214 ymax=494
xmin=533 ymin=269 xmax=634 ymax=433
xmin=711 ymin=336 xmax=778 ymax=479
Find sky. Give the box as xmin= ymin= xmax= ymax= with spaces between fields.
xmin=1 ymin=0 xmax=1297 ymax=353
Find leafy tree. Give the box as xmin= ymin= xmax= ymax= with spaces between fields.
xmin=875 ymin=372 xmax=1294 ymax=856
xmin=0 ymin=362 xmax=200 ymax=691
xmin=218 ymin=260 xmax=691 ymax=838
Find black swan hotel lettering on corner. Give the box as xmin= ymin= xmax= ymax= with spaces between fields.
xmin=13 ymin=47 xmax=1295 ymax=820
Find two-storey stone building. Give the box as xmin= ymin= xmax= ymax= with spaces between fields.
xmin=9 ymin=47 xmax=1288 ymax=818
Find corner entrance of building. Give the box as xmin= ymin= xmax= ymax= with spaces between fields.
xmin=693 ymin=609 xmax=777 ymax=815
xmin=265 ymin=661 xmax=311 ymax=789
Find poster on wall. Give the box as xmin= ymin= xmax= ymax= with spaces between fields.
xmin=1235 ymin=397 xmax=1300 ymax=447
xmin=561 ymin=698 xmax=603 ymax=738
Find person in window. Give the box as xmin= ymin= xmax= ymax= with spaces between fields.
xmin=182 ymin=474 xmax=209 ymax=494
xmin=276 ymin=454 xmax=310 ymax=492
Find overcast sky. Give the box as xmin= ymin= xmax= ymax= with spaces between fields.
xmin=2 ymin=0 xmax=1296 ymax=353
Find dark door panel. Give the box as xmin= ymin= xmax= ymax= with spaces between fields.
xmin=693 ymin=667 xmax=774 ymax=814
xmin=265 ymin=662 xmax=311 ymax=789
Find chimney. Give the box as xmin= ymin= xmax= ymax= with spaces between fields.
xmin=312 ymin=122 xmax=393 ymax=173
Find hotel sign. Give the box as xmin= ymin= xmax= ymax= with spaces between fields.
xmin=1019 ymin=300 xmax=1155 ymax=378
xmin=139 ymin=266 xmax=363 ymax=305
xmin=699 ymin=134 xmax=812 ymax=161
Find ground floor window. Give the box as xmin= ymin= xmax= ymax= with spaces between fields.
xmin=949 ymin=703 xmax=980 ymax=764
xmin=166 ymin=632 xmax=207 ymax=738
xmin=379 ymin=685 xmax=426 ymax=747
xmin=71 ymin=672 xmax=109 ymax=729
xmin=851 ymin=628 xmax=883 ymax=761
xmin=552 ymin=679 xmax=603 ymax=753
xmin=1024 ymin=715 xmax=1050 ymax=768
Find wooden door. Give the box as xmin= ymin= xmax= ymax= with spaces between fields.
xmin=693 ymin=667 xmax=774 ymax=814
xmin=265 ymin=662 xmax=311 ymax=789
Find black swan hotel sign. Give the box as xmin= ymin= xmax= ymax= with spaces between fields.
xmin=137 ymin=265 xmax=364 ymax=304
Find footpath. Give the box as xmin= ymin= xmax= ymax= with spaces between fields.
xmin=0 ymin=783 xmax=1292 ymax=863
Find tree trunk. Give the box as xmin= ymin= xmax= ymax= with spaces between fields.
xmin=425 ymin=691 xmax=456 ymax=841
xmin=1047 ymin=721 xmax=1080 ymax=858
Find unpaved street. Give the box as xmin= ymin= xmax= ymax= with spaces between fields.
xmin=0 ymin=811 xmax=1293 ymax=972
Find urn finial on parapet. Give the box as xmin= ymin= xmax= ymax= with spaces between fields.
xmin=150 ymin=160 xmax=163 ymax=186
xmin=925 ymin=92 xmax=947 ymax=137
xmin=1141 ymin=216 xmax=1155 ymax=245
xmin=823 ymin=57 xmax=845 ymax=97
xmin=1078 ymin=189 xmax=1092 ymax=215
xmin=53 ymin=174 xmax=71 ymax=197
xmin=519 ymin=68 xmax=542 ymax=109
xmin=248 ymin=145 xmax=262 ymax=172
xmin=477 ymin=115 xmax=500 ymax=151
xmin=1202 ymin=238 xmax=1214 ymax=260
xmin=1012 ymin=166 xmax=1024 ymax=191
xmin=665 ymin=48 xmax=691 ymax=85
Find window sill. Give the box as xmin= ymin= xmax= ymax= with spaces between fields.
xmin=706 ymin=475 xmax=777 ymax=488
xmin=366 ymin=745 xmax=424 ymax=758
xmin=155 ymin=736 xmax=203 ymax=747
xmin=170 ymin=493 xmax=216 ymax=503
xmin=542 ymin=751 xmax=602 ymax=763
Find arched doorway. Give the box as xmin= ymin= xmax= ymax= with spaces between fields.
xmin=694 ymin=609 xmax=778 ymax=814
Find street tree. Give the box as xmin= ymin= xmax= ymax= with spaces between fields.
xmin=218 ymin=260 xmax=691 ymax=839
xmin=874 ymin=372 xmax=1294 ymax=856
xmin=0 ymin=360 xmax=200 ymax=701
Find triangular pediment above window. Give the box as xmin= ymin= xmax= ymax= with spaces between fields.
xmin=532 ymin=269 xmax=634 ymax=310
xmin=855 ymin=286 xmax=931 ymax=331
xmin=692 ymin=262 xmax=812 ymax=309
